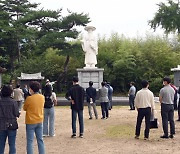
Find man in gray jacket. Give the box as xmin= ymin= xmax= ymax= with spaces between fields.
xmin=99 ymin=81 xmax=109 ymax=119
xmin=159 ymin=77 xmax=175 ymax=139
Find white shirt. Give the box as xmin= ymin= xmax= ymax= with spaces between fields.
xmin=135 ymin=88 xmax=155 ymax=109
xmin=13 ymin=88 xmax=24 ymax=101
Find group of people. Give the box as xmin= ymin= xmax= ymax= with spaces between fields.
xmin=0 ymin=79 xmax=57 ymax=154
xmin=1 ymin=76 xmax=179 ymax=153
xmin=134 ymin=77 xmax=180 ymax=140
xmin=65 ymin=77 xmax=113 ymax=138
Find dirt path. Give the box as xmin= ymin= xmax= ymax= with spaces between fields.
xmin=5 ymin=104 xmax=180 ymax=154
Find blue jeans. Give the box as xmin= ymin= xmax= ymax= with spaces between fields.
xmin=72 ymin=109 xmax=84 ymax=135
xmin=0 ymin=130 xmax=17 ymax=154
xmin=43 ymin=107 xmax=55 ymax=136
xmin=26 ymin=123 xmax=45 ymax=154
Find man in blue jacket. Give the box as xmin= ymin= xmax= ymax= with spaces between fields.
xmin=86 ymin=81 xmax=98 ymax=119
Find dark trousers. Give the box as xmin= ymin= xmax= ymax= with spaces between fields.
xmin=129 ymin=95 xmax=135 ymax=110
xmin=135 ymin=107 xmax=151 ymax=138
xmin=161 ymin=103 xmax=175 ymax=136
xmin=72 ymin=109 xmax=84 ymax=135
xmin=101 ymin=102 xmax=109 ymax=118
xmin=178 ymin=98 xmax=180 ymax=120
xmin=174 ymin=92 xmax=178 ymax=110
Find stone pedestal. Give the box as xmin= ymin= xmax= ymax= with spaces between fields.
xmin=77 ymin=68 xmax=104 ymax=90
xmin=171 ymin=65 xmax=180 ymax=87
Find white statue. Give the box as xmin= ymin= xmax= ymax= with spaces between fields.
xmin=81 ymin=26 xmax=98 ymax=68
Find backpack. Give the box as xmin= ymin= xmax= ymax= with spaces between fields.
xmin=44 ymin=95 xmax=53 ymax=108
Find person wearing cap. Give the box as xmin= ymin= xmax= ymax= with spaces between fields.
xmin=45 ymin=79 xmax=56 ymax=91
xmin=159 ymin=77 xmax=175 ymax=139
xmin=134 ymin=80 xmax=155 ymax=140
xmin=81 ymin=26 xmax=98 ymax=68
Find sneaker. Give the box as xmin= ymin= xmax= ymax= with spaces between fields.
xmin=49 ymin=134 xmax=56 ymax=137
xmin=79 ymin=134 xmax=83 ymax=138
xmin=101 ymin=117 xmax=105 ymax=119
xmin=89 ymin=117 xmax=93 ymax=120
xmin=144 ymin=137 xmax=149 ymax=140
xmin=71 ymin=134 xmax=76 ymax=138
xmin=135 ymin=135 xmax=139 ymax=139
xmin=169 ymin=134 xmax=174 ymax=139
xmin=160 ymin=135 xmax=169 ymax=139
xmin=43 ymin=134 xmax=48 ymax=137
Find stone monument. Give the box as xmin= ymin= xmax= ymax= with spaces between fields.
xmin=77 ymin=26 xmax=104 ymax=90
xmin=171 ymin=65 xmax=180 ymax=87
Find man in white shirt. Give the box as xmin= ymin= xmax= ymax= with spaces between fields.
xmin=134 ymin=80 xmax=155 ymax=140
xmin=13 ymin=84 xmax=24 ymax=112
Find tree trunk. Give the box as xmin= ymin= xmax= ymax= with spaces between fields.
xmin=17 ymin=38 xmax=21 ymax=63
xmin=57 ymin=55 xmax=70 ymax=92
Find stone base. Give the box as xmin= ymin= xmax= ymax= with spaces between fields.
xmin=77 ymin=68 xmax=104 ymax=90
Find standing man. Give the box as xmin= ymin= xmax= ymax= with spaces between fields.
xmin=134 ymin=80 xmax=155 ymax=140
xmin=106 ymin=82 xmax=113 ymax=110
xmin=23 ymin=81 xmax=45 ymax=154
xmin=65 ymin=76 xmax=85 ymax=138
xmin=177 ymin=87 xmax=180 ymax=121
xmin=22 ymin=84 xmax=30 ymax=100
xmin=159 ymin=77 xmax=175 ymax=139
xmin=99 ymin=81 xmax=109 ymax=119
xmin=86 ymin=81 xmax=98 ymax=119
xmin=128 ymin=82 xmax=136 ymax=110
xmin=13 ymin=84 xmax=24 ymax=112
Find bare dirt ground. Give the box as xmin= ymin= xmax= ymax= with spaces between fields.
xmin=5 ymin=104 xmax=180 ymax=154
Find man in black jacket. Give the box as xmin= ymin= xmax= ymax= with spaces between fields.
xmin=86 ymin=81 xmax=98 ymax=119
xmin=66 ymin=76 xmax=85 ymax=138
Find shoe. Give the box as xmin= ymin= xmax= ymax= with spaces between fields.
xmin=144 ymin=137 xmax=149 ymax=140
xmin=176 ymin=119 xmax=180 ymax=121
xmin=106 ymin=117 xmax=108 ymax=119
xmin=89 ymin=117 xmax=93 ymax=120
xmin=169 ymin=134 xmax=174 ymax=139
xmin=160 ymin=135 xmax=169 ymax=139
xmin=135 ymin=135 xmax=139 ymax=139
xmin=101 ymin=117 xmax=105 ymax=119
xmin=49 ymin=134 xmax=55 ymax=137
xmin=79 ymin=134 xmax=83 ymax=138
xmin=43 ymin=134 xmax=48 ymax=137
xmin=95 ymin=117 xmax=98 ymax=119
xmin=71 ymin=134 xmax=76 ymax=138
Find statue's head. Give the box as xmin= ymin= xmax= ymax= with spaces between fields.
xmin=85 ymin=26 xmax=96 ymax=32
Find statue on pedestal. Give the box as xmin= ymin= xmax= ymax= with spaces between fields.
xmin=81 ymin=26 xmax=98 ymax=68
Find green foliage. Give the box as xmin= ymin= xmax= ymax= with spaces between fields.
xmin=0 ymin=0 xmax=90 ymax=78
xmin=98 ymin=33 xmax=180 ymax=93
xmin=149 ymin=0 xmax=180 ymax=34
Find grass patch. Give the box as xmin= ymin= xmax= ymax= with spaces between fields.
xmin=106 ymin=124 xmax=134 ymax=138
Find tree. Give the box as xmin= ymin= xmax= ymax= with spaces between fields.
xmin=149 ymin=0 xmax=180 ymax=34
xmin=0 ymin=0 xmax=90 ymax=83
xmin=0 ymin=0 xmax=39 ymax=72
